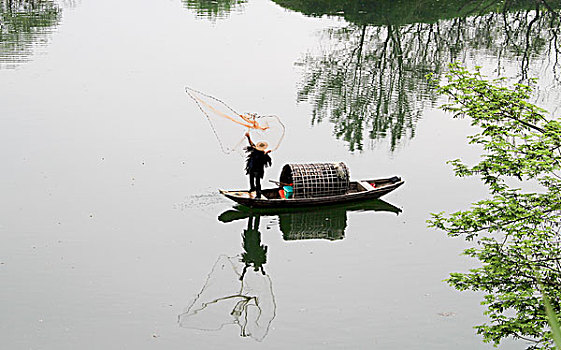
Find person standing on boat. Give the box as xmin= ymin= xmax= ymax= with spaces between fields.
xmin=244 ymin=131 xmax=271 ymax=199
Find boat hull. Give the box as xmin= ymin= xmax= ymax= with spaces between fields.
xmin=220 ymin=178 xmax=404 ymax=209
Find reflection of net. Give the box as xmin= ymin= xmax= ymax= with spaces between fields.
xmin=185 ymin=87 xmax=285 ymax=154
xmin=179 ymin=255 xmax=276 ymax=341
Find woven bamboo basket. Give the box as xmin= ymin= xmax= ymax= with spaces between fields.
xmin=279 ymin=162 xmax=350 ymax=199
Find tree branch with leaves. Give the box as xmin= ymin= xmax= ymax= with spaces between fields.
xmin=428 ymin=63 xmax=561 ymax=349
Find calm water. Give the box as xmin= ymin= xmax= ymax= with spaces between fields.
xmin=1 ymin=0 xmax=559 ymax=349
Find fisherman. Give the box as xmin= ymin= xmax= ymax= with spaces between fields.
xmin=244 ymin=131 xmax=272 ymax=199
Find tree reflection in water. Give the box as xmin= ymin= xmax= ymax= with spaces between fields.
xmin=296 ymin=24 xmax=431 ymax=151
xmin=181 ymin=0 xmax=246 ymax=20
xmin=286 ymin=0 xmax=561 ymax=150
xmin=0 ymin=0 xmax=62 ymax=67
xmin=179 ymin=215 xmax=276 ymax=341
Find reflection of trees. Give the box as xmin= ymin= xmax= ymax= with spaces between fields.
xmin=297 ymin=24 xmax=436 ymax=151
xmin=182 ymin=0 xmax=246 ymax=20
xmin=441 ymin=4 xmax=561 ymax=82
xmin=0 ymin=0 xmax=62 ymax=67
xmin=293 ymin=1 xmax=561 ymax=151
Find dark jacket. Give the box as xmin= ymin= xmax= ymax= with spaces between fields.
xmin=245 ymin=146 xmax=272 ymax=178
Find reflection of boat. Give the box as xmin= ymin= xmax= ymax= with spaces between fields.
xmin=218 ymin=199 xmax=401 ymax=241
xmin=220 ymin=163 xmax=404 ymax=208
xmin=279 ymin=209 xmax=347 ymax=241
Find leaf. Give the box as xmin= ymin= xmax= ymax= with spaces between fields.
xmin=544 ymin=294 xmax=561 ymax=349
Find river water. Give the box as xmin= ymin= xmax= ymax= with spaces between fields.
xmin=1 ymin=0 xmax=559 ymax=349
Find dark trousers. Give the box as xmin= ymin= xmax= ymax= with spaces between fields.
xmin=249 ymin=172 xmax=262 ymax=198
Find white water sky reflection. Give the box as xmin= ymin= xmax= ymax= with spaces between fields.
xmin=0 ymin=0 xmax=553 ymax=348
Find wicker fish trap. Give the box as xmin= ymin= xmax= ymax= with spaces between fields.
xmin=279 ymin=162 xmax=350 ymax=199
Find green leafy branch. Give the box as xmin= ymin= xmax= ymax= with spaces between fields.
xmin=428 ymin=63 xmax=561 ymax=349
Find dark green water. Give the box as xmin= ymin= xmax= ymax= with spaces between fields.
xmin=1 ymin=0 xmax=559 ymax=348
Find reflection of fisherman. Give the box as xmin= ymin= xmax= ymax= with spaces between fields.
xmin=179 ymin=214 xmax=276 ymax=341
xmin=240 ymin=215 xmax=267 ymax=280
xmin=245 ymin=131 xmax=271 ymax=199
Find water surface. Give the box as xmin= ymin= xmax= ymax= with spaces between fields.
xmin=1 ymin=0 xmax=558 ymax=349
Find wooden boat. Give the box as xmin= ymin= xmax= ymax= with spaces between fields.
xmin=219 ymin=175 xmax=404 ymax=209
xmin=218 ymin=198 xmax=402 ymax=222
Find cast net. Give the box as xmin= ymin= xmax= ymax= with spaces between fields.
xmin=186 ymin=87 xmax=285 ymax=154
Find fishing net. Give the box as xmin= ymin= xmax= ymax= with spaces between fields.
xmin=179 ymin=254 xmax=276 ymax=341
xmin=186 ymin=87 xmax=285 ymax=155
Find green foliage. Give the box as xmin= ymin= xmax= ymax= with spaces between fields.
xmin=544 ymin=292 xmax=561 ymax=349
xmin=428 ymin=64 xmax=561 ymax=349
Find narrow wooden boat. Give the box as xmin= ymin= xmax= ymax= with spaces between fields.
xmin=219 ymin=176 xmax=404 ymax=209
xmin=218 ymin=198 xmax=402 ymax=222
